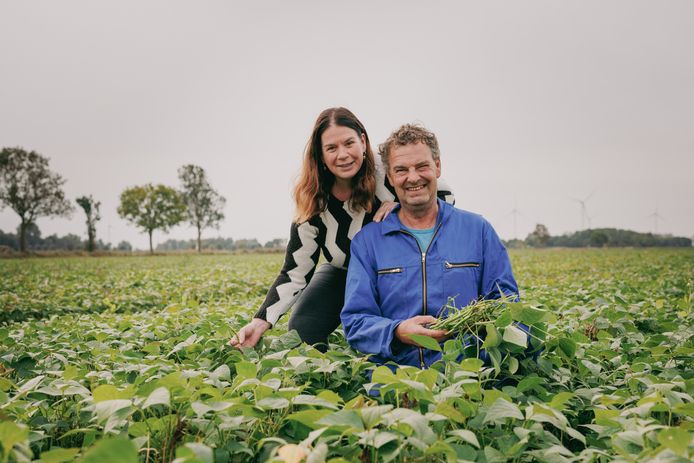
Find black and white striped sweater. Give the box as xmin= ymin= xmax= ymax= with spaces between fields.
xmin=256 ymin=161 xmax=455 ymax=325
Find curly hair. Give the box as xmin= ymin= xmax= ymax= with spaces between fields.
xmin=378 ymin=123 xmax=440 ymax=172
xmin=293 ymin=108 xmax=376 ymax=223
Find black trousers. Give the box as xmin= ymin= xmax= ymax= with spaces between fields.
xmin=287 ymin=263 xmax=346 ymax=350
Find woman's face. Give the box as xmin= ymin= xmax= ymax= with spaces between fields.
xmin=320 ymin=124 xmax=366 ymax=183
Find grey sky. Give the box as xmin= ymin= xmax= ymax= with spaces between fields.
xmin=1 ymin=0 xmax=692 ymax=249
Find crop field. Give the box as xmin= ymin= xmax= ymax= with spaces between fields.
xmin=1 ymin=249 xmax=693 ymax=462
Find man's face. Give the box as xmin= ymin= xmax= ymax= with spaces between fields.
xmin=386 ymin=142 xmax=441 ymax=214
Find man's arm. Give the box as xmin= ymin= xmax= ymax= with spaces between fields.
xmin=341 ymin=233 xmax=402 ymax=359
xmin=481 ymin=220 xmax=519 ymax=300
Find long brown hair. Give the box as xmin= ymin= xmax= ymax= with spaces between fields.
xmin=294 ymin=107 xmax=376 ymax=223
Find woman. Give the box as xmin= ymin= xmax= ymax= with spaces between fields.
xmin=230 ymin=107 xmax=454 ymax=350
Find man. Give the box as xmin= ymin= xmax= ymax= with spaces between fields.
xmin=341 ymin=124 xmax=518 ymax=368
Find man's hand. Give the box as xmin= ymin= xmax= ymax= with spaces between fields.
xmin=395 ymin=315 xmax=450 ymax=346
xmin=372 ymin=201 xmax=397 ymax=222
xmin=229 ymin=318 xmax=271 ymax=348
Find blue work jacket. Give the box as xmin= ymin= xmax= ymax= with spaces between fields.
xmin=341 ymin=199 xmax=518 ymax=368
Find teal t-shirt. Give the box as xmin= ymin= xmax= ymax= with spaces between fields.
xmin=403 ymin=225 xmax=436 ymax=251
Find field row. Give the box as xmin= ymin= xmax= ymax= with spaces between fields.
xmin=0 ymin=249 xmax=693 ymax=462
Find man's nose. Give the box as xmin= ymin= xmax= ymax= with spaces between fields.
xmin=405 ymin=168 xmax=419 ymax=183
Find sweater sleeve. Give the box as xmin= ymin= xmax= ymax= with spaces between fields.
xmin=255 ymin=221 xmax=321 ymax=326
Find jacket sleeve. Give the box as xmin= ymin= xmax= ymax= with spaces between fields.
xmin=341 ymin=232 xmax=402 ymax=358
xmin=255 ymin=221 xmax=321 ymax=326
xmin=480 ymin=220 xmax=519 ymax=301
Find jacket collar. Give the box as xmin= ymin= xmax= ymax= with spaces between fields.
xmin=381 ymin=198 xmax=452 ymax=235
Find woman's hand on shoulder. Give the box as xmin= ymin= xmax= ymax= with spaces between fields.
xmin=229 ymin=318 xmax=271 ymax=348
xmin=372 ymin=201 xmax=397 ymax=222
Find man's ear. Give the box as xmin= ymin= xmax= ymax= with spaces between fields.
xmin=435 ymin=158 xmax=441 ymax=178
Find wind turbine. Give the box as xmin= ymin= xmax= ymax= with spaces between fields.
xmin=647 ymin=201 xmax=665 ymax=234
xmin=570 ymin=191 xmax=595 ymax=230
xmin=586 ymin=212 xmax=598 ymax=230
xmin=507 ymin=200 xmax=525 ymax=239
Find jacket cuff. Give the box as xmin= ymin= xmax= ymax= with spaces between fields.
xmin=385 ymin=320 xmax=404 ymax=358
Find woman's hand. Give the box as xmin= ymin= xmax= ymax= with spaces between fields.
xmin=229 ymin=318 xmax=271 ymax=348
xmin=372 ymin=201 xmax=397 ymax=222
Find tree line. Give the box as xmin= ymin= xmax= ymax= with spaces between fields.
xmin=510 ymin=224 xmax=692 ymax=248
xmin=0 ymin=147 xmax=226 ymax=254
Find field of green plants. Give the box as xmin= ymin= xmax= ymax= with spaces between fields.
xmin=1 ymin=249 xmax=693 ymax=462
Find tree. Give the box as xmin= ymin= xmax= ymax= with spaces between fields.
xmin=178 ymin=165 xmax=226 ymax=252
xmin=76 ymin=195 xmax=101 ymax=252
xmin=117 ymin=184 xmax=186 ymax=254
xmin=526 ymin=223 xmax=551 ymax=247
xmin=0 ymin=147 xmax=73 ymax=252
xmin=116 ymin=240 xmax=133 ymax=252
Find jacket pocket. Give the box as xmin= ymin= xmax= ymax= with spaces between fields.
xmin=442 ymin=261 xmax=481 ymax=308
xmin=444 ymin=261 xmax=480 ymax=269
xmin=377 ymin=267 xmax=403 ymax=275
xmin=377 ymin=267 xmax=412 ymax=313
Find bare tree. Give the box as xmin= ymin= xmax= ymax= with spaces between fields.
xmin=178 ymin=165 xmax=226 ymax=252
xmin=0 ymin=147 xmax=73 ymax=252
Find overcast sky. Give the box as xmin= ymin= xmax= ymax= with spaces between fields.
xmin=1 ymin=1 xmax=692 ymax=249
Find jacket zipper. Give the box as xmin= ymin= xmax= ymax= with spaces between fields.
xmin=400 ymin=222 xmax=443 ymax=368
xmin=444 ymin=261 xmax=480 ymax=269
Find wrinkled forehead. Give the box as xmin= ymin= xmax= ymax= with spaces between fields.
xmin=389 ymin=141 xmax=436 ymax=166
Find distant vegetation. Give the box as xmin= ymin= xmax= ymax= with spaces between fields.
xmin=1 ymin=146 xmax=691 ymax=255
xmin=507 ymin=224 xmax=692 ymax=248
xmin=0 ymin=224 xmax=286 ymax=254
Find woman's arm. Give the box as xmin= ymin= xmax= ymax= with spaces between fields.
xmin=230 ymin=221 xmax=321 ymax=348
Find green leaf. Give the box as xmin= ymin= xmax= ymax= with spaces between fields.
xmin=92 ymin=384 xmax=133 ymax=402
xmin=494 ymin=310 xmax=513 ymax=328
xmin=435 ymin=401 xmax=466 ymax=424
xmin=512 ymin=304 xmax=549 ymax=325
xmin=142 ymin=387 xmax=170 ymax=409
xmin=459 ymin=357 xmax=484 ymax=372
xmin=256 ymin=397 xmax=290 ymax=410
xmin=80 ymin=438 xmax=138 ymax=463
xmin=507 ymin=356 xmax=519 ymax=374
xmin=93 ymin=399 xmax=132 ymax=422
xmin=657 ymin=427 xmax=691 ymax=456
xmin=286 ymin=410 xmax=332 ymax=429
xmin=317 ymin=410 xmax=364 ymax=431
xmin=558 ymin=337 xmax=577 ymax=358
xmin=517 ymin=375 xmax=544 ymax=393
xmin=292 ymin=394 xmax=339 ymax=410
xmin=176 ymin=443 xmax=213 ymax=463
xmin=483 ymin=398 xmax=523 ymax=425
xmin=371 ymin=366 xmax=398 ymax=384
xmin=502 ymin=325 xmax=528 ymax=348
xmin=39 ymin=448 xmax=80 ymax=463
xmin=234 ymin=361 xmax=257 ymax=379
xmin=482 ymin=324 xmax=500 ymax=349
xmin=448 ymin=429 xmax=480 ymax=448
xmin=549 ymin=392 xmax=574 ymax=410
xmin=0 ymin=422 xmax=28 ymax=455
xmin=359 ymin=405 xmax=394 ymax=428
xmin=407 ymin=334 xmax=442 ymax=352
xmin=674 ymin=402 xmax=694 ymax=417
